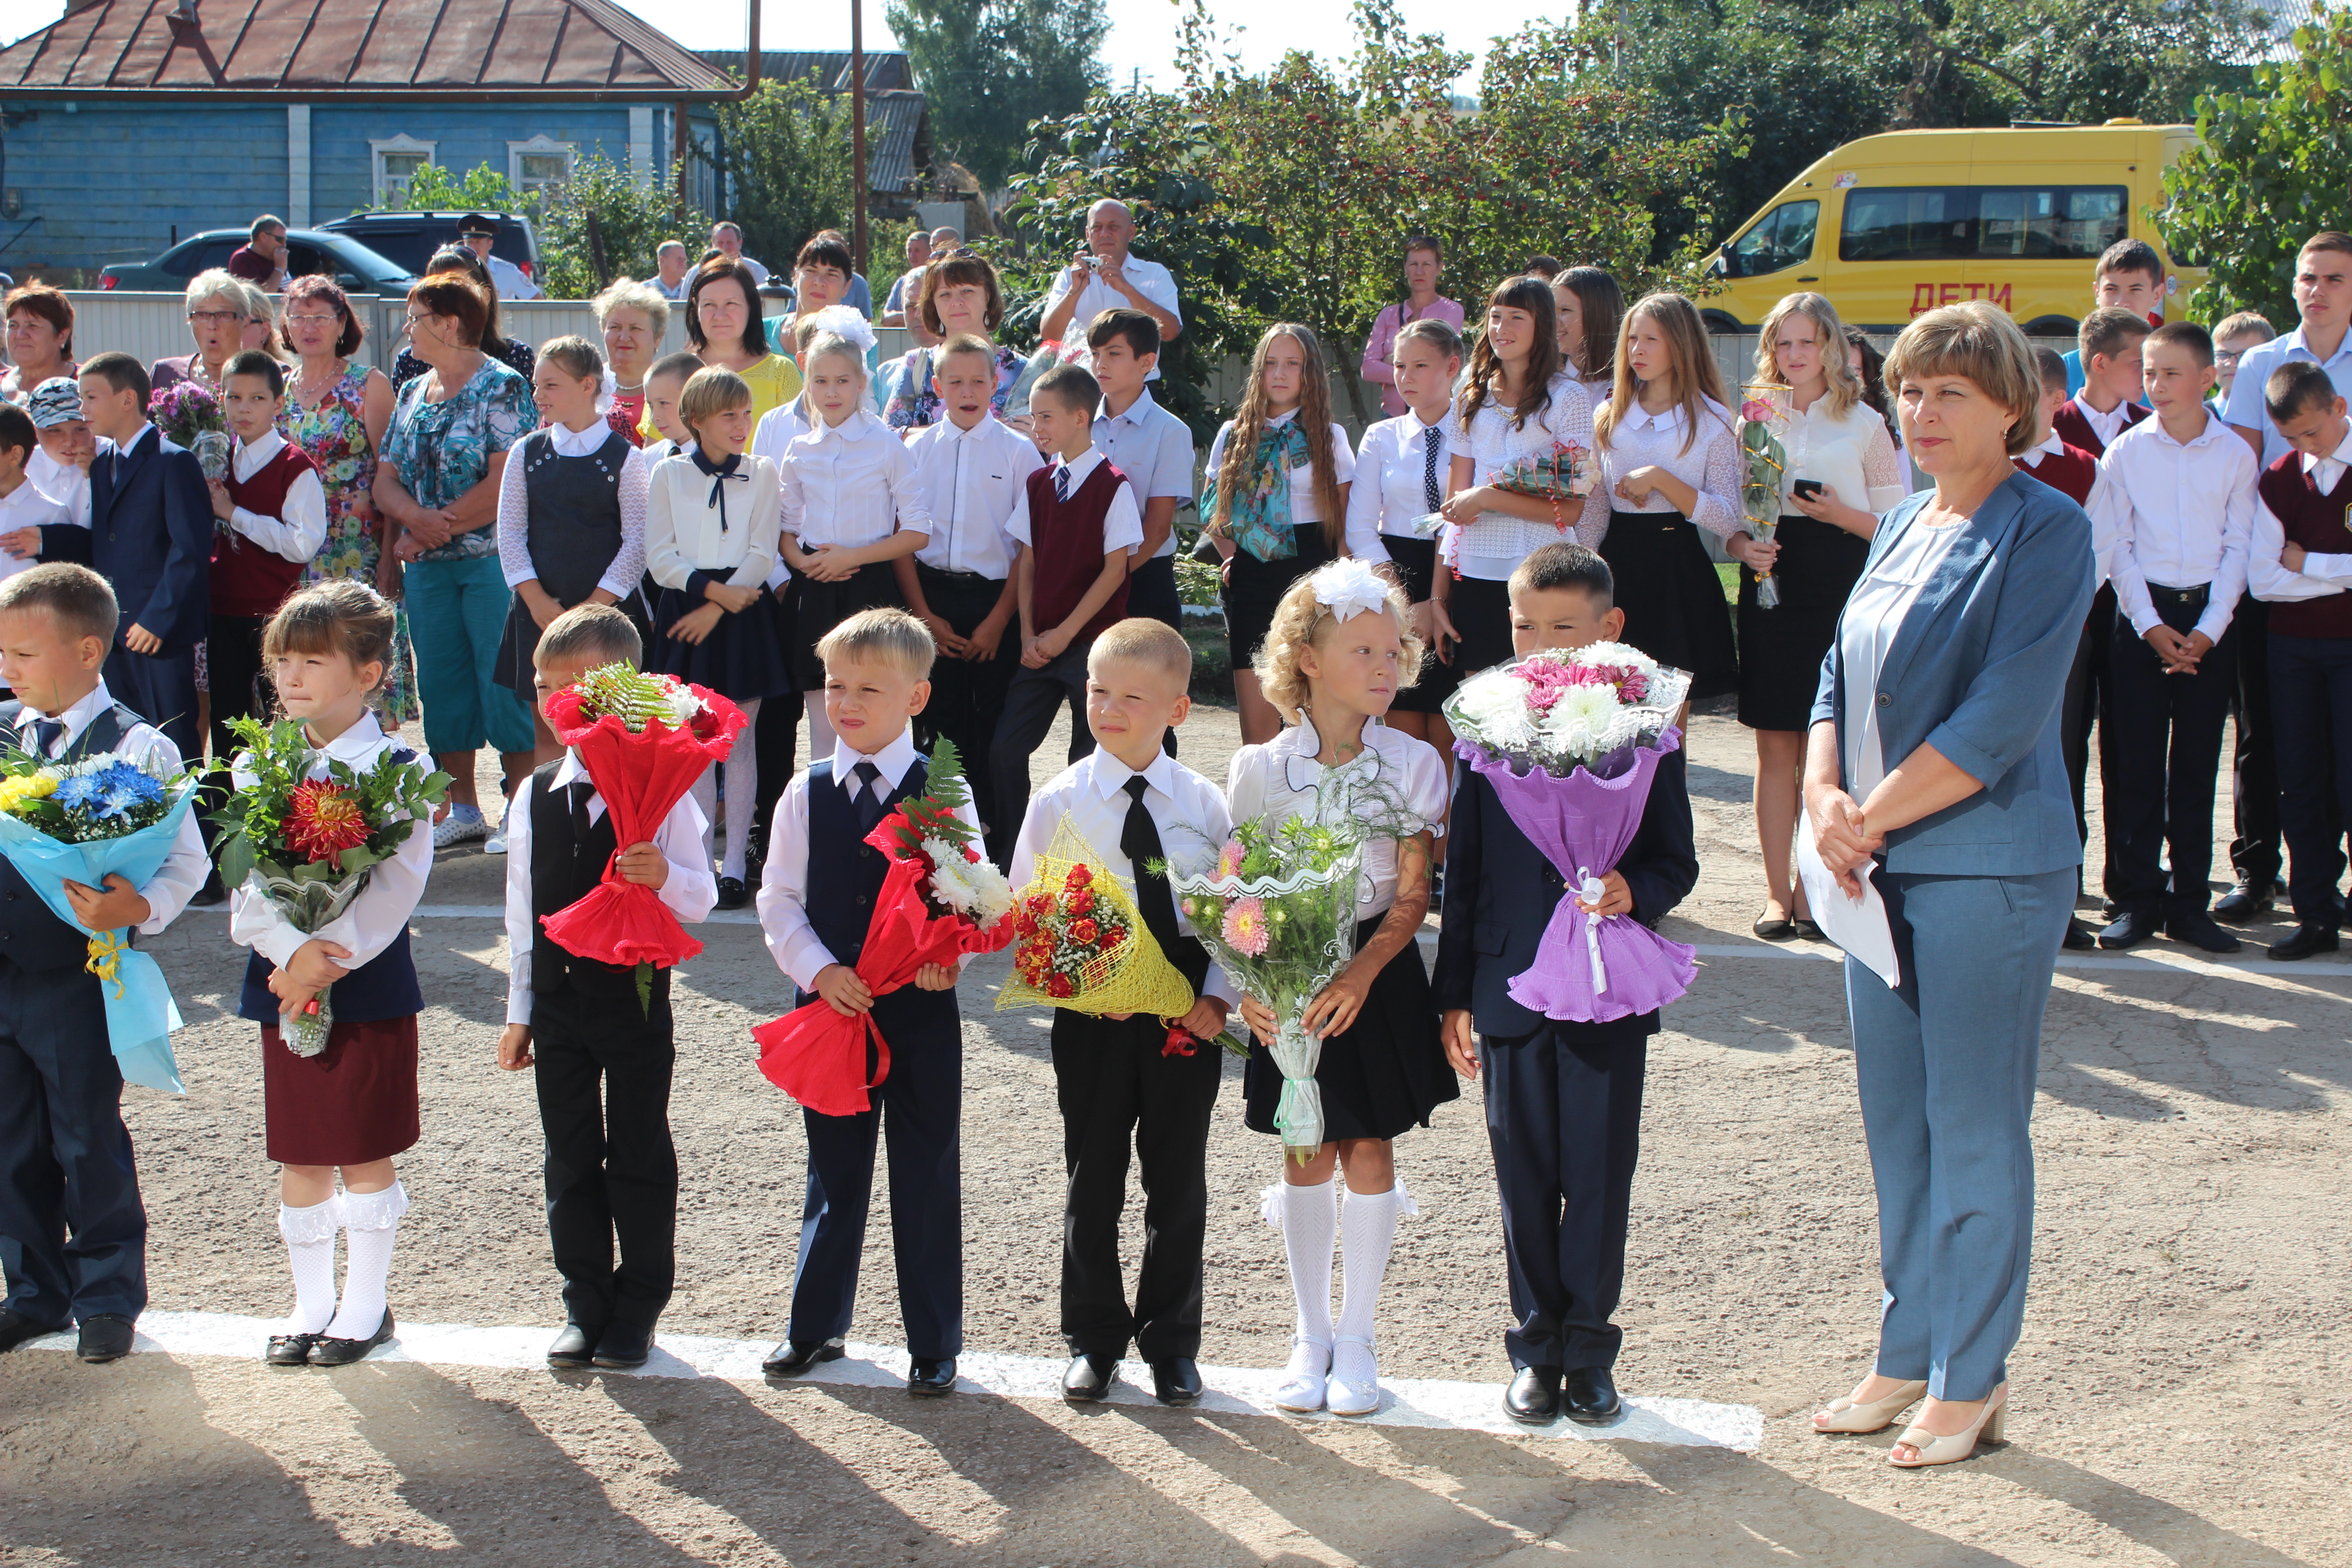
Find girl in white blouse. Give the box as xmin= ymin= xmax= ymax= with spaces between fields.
xmin=1739 ymin=293 xmax=1907 ymax=941
xmin=646 ymin=366 xmax=792 ymax=904
xmin=776 ymin=329 xmax=931 ymax=760
xmin=1225 ymin=559 xmax=1454 ymax=1418
xmin=1579 ymin=291 xmax=1744 ymax=699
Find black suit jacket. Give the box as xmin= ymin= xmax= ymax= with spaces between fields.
xmin=1433 ymin=747 xmax=1698 ymax=1040
xmin=44 ymin=427 xmax=212 ymax=654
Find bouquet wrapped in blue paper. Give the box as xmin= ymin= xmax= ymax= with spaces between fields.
xmin=0 ymin=748 xmax=203 ymax=1093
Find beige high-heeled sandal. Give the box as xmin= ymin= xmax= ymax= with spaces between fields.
xmin=1811 ymin=1377 xmax=1927 ymax=1434
xmin=1889 ymin=1383 xmax=2007 ymax=1468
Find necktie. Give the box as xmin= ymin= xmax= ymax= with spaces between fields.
xmin=853 ymin=761 xmax=886 ymax=833
xmin=1120 ymin=775 xmax=1185 ymax=969
xmin=29 ymin=719 xmax=63 ymax=757
xmin=1054 ymin=464 xmax=1071 ymax=502
xmin=1422 ymin=425 xmax=1443 ymax=514
xmin=567 ymin=780 xmax=597 ymax=859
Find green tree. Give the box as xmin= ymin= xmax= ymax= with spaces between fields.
xmin=2160 ymin=6 xmax=2352 ymax=325
xmin=889 ymin=0 xmax=1110 ymax=190
xmin=705 ymin=79 xmax=861 ymax=275
xmin=369 ymin=163 xmax=522 ymax=213
xmin=533 ymin=152 xmax=696 ymax=299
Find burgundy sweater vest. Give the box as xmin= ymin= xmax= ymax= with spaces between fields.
xmin=2050 ymin=397 xmax=2149 ymax=460
xmin=2016 ymin=442 xmax=2100 ymax=509
xmin=2262 ymin=454 xmax=2352 ymax=640
xmin=1026 ymin=458 xmax=1133 ymax=641
xmin=213 ymin=444 xmax=316 ymax=618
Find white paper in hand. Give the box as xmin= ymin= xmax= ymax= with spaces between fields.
xmin=1795 ymin=827 xmax=1900 ymax=989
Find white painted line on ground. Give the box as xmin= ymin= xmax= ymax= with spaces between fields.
xmin=24 ymin=1309 xmax=1762 ymax=1451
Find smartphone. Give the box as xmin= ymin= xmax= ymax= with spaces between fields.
xmin=1792 ymin=479 xmax=1826 ymax=501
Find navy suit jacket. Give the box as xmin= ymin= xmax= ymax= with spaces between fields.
xmin=1433 ymin=747 xmax=1698 ymax=1040
xmin=43 ymin=427 xmax=212 ymax=654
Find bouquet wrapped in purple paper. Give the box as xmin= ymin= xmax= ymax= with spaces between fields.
xmin=147 ymin=380 xmax=232 ymax=482
xmin=1441 ymin=644 xmax=1696 ymax=1023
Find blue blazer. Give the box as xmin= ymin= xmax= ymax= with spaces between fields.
xmin=43 ymin=428 xmax=213 ymax=655
xmin=1809 ymin=470 xmax=2095 ymax=877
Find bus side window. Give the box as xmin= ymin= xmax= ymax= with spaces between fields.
xmin=1728 ymin=200 xmax=1821 ymax=277
xmin=1977 ymin=186 xmax=2128 ymax=259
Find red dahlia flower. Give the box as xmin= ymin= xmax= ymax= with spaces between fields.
xmin=285 ymin=779 xmax=370 ymax=864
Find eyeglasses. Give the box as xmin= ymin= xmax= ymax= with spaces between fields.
xmin=2216 ymin=350 xmax=2244 ymax=367
xmin=188 ymin=310 xmax=244 ymax=327
xmin=284 ymin=314 xmax=343 ymax=328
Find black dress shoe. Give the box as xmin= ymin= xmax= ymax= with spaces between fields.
xmin=1149 ymin=1357 xmax=1203 ymax=1406
xmin=2166 ymin=910 xmax=2242 ymax=954
xmin=1062 ymin=1352 xmax=1117 ymax=1401
xmin=1504 ymin=1365 xmax=1562 ymax=1425
xmin=1563 ymin=1365 xmax=1623 ymax=1425
xmin=2212 ymin=882 xmax=2274 ymax=923
xmin=187 ymin=870 xmax=227 ymax=908
xmin=1790 ymin=917 xmax=1824 ymax=942
xmin=2097 ymin=908 xmax=2159 ymax=949
xmin=593 ymin=1321 xmax=654 ymax=1370
xmin=266 ymin=1331 xmax=320 ymax=1367
xmin=907 ymin=1356 xmax=958 ymax=1396
xmin=762 ymin=1337 xmax=844 ymax=1377
xmin=546 ymin=1322 xmax=599 ymax=1369
xmin=0 ymin=1307 xmax=64 ymax=1354
xmin=2272 ymin=924 xmax=2340 ymax=961
xmin=309 ymin=1308 xmax=394 ymax=1367
xmin=75 ymin=1313 xmax=135 ymax=1363
xmin=715 ymin=876 xmax=749 ymax=911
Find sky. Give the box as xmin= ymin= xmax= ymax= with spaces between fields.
xmin=0 ymin=0 xmax=1565 ymax=88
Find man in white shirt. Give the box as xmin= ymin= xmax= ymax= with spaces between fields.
xmin=2091 ymin=322 xmax=2256 ymax=956
xmin=459 ymin=216 xmax=543 ymax=302
xmin=651 ymin=241 xmax=691 ymax=302
xmin=1040 ymin=201 xmax=1182 ymax=379
xmin=709 ymin=222 xmax=769 ymax=288
xmin=879 ymin=230 xmax=933 ymax=328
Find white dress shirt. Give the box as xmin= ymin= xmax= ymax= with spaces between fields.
xmin=485 ymin=252 xmax=544 ymax=302
xmin=778 ymin=408 xmax=933 ymax=552
xmin=1447 ymin=373 xmax=1595 ymax=577
xmin=645 ymin=450 xmax=782 ymax=593
xmin=2249 ymin=426 xmax=2352 ymax=601
xmin=1006 ymin=748 xmax=1237 ymax=1006
xmin=228 ymin=712 xmax=434 ymax=971
xmin=25 ymin=447 xmax=90 ymax=530
xmin=1004 ymin=446 xmax=1145 ymax=557
xmin=502 ymin=757 xmax=717 ymax=1025
xmin=905 ymin=414 xmax=1045 ymax=579
xmin=495 ymin=418 xmax=651 ymax=599
xmin=1765 ymin=393 xmax=1907 ymax=515
xmin=2094 ymin=408 xmax=2256 ymax=643
xmin=225 ymin=430 xmax=329 ymax=564
xmin=1224 ymin=716 xmax=1448 ymax=916
xmin=1204 ymin=412 xmax=1356 ymax=539
xmin=1044 ymin=256 xmax=1182 ymax=381
xmin=8 ymin=680 xmax=208 ymax=936
xmin=1091 ymin=387 xmax=1195 ymax=559
xmin=750 ymin=400 xmax=811 ymax=469
xmin=1578 ymin=396 xmax=1744 ymax=549
xmin=1344 ymin=410 xmax=1450 ymax=565
xmin=0 ymin=477 xmax=70 ymax=585
xmin=2076 ymin=395 xmax=2135 ymax=451
xmin=756 ymin=726 xmax=982 ymax=990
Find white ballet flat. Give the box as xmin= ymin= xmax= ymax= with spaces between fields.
xmin=1325 ymin=1335 xmax=1381 ymax=1417
xmin=1811 ymin=1377 xmax=1929 ymax=1435
xmin=1274 ymin=1337 xmax=1331 ymax=1412
xmin=1890 ymin=1383 xmax=2008 ymax=1468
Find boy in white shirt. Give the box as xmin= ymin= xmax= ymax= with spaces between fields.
xmin=2093 ymin=321 xmax=2257 ymax=955
xmin=0 ymin=404 xmax=68 ymax=599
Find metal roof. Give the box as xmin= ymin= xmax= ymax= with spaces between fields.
xmin=696 ymin=49 xmax=912 ymax=93
xmin=695 ymin=52 xmax=929 ymax=194
xmin=0 ymin=0 xmax=734 ymax=100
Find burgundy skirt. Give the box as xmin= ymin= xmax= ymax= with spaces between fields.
xmin=260 ymin=1014 xmax=421 ymax=1166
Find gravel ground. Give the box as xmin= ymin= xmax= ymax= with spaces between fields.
xmin=2 ymin=699 xmax=2345 ymax=1567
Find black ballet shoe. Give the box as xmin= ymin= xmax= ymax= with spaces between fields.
xmin=266 ymin=1331 xmax=320 ymax=1367
xmin=308 ymin=1308 xmax=394 ymax=1367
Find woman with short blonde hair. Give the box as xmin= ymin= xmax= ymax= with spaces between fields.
xmin=593 ymin=277 xmax=671 ymax=445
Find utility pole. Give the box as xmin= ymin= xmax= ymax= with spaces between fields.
xmin=851 ymin=0 xmax=868 ymax=278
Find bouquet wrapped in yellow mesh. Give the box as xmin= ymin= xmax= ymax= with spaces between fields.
xmin=995 ymin=815 xmax=1196 ymax=1020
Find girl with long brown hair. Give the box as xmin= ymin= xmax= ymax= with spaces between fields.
xmin=1206 ymin=323 xmax=1357 ymax=745
xmin=1554 ymin=267 xmax=1625 ymax=401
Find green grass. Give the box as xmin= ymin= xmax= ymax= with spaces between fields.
xmin=1717 ymin=562 xmax=1740 ymax=603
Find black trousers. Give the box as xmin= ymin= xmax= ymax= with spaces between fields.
xmin=1480 ymin=1019 xmax=1648 ymax=1372
xmin=2102 ymin=593 xmax=2238 ymax=914
xmin=531 ymin=985 xmax=678 ymax=1331
xmin=2229 ymin=593 xmax=2285 ymax=889
xmin=200 ymin=612 xmax=271 ymax=840
xmin=911 ymin=564 xmax=1020 ymax=862
xmin=788 ymin=999 xmax=963 ymax=1359
xmin=2058 ymin=588 xmax=2115 ymax=886
xmin=0 ymin=960 xmax=146 ymax=1327
xmin=2271 ymin=632 xmax=2352 ymax=927
xmin=104 ymin=641 xmax=199 ymax=761
xmin=1052 ymin=1009 xmax=1222 ymax=1361
xmin=752 ymin=688 xmax=802 ymax=862
xmin=989 ymin=642 xmax=1093 ymax=867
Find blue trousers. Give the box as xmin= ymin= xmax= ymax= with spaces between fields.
xmin=407 ymin=553 xmax=537 ymax=756
xmin=0 ymin=960 xmax=147 ymax=1326
xmin=1846 ymin=867 xmax=2072 ymax=1401
xmin=787 ymin=996 xmax=962 ymax=1359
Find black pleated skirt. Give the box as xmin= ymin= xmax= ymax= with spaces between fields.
xmin=785 ymin=561 xmax=903 ymax=693
xmin=1737 ymin=514 xmax=1871 ymax=731
xmin=1382 ymin=535 xmax=1463 ymax=712
xmin=650 ymin=582 xmax=795 ymax=704
xmin=1242 ymin=915 xmax=1457 ymax=1143
xmin=1223 ymin=529 xmax=1336 ymax=669
xmin=493 ymin=589 xmax=656 ymax=702
xmin=1598 ymin=509 xmax=1739 ymax=700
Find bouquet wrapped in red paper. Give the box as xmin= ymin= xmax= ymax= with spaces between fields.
xmin=537 ymin=664 xmax=746 ymax=1005
xmin=755 ymin=739 xmax=1017 ymax=1117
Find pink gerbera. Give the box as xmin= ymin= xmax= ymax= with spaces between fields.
xmin=1222 ymin=897 xmax=1272 ymax=956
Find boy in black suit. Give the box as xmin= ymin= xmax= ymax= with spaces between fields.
xmin=1434 ymin=542 xmax=1698 ymax=1429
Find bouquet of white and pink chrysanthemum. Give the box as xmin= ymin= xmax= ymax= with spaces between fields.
xmin=1443 ymin=642 xmax=1690 ymax=778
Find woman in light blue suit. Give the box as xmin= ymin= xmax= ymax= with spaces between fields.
xmin=1802 ymin=302 xmax=2096 ymax=1468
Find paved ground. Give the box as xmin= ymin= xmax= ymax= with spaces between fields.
xmin=2 ymin=699 xmax=2346 ymax=1567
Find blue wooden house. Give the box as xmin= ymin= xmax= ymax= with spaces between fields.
xmin=0 ymin=0 xmax=735 ymax=275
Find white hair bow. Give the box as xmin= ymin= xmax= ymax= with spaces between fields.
xmin=1311 ymin=557 xmax=1391 ymax=624
xmin=802 ymin=304 xmax=877 ymax=356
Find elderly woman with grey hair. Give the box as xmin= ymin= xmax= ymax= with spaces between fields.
xmin=593 ymin=276 xmax=671 ymax=446
xmin=151 ymin=268 xmax=254 ymax=394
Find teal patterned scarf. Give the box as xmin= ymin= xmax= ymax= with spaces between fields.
xmin=1207 ymin=418 xmax=1313 ymax=564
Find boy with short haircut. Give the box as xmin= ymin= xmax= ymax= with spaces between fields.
xmin=23 ymin=378 xmax=93 ymax=531
xmin=0 ymin=564 xmax=209 ymax=1362
xmin=896 ymin=332 xmax=1046 ymax=862
xmin=2211 ymin=311 xmax=2275 ymax=415
xmin=640 ymin=351 xmax=704 ymax=463
xmin=988 ymin=364 xmax=1145 ymax=851
xmin=1007 ymin=617 xmax=1234 ymax=1407
xmin=755 ymin=608 xmax=972 ymax=1396
xmin=1087 ymin=309 xmax=1195 ymax=633
xmin=2062 ymin=238 xmax=2167 ymax=397
xmin=1434 ymin=542 xmax=1697 ymax=1428
xmin=2055 ymin=308 xmax=2154 ymax=459
xmin=0 ymin=402 xmax=67 ymax=598
xmin=497 ymin=603 xmax=716 ymax=1370
xmin=2245 ymin=362 xmax=2352 ymax=959
xmin=2092 ymin=321 xmax=2257 ymax=954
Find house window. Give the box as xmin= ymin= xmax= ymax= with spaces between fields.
xmin=507 ymin=135 xmax=576 ymax=199
xmin=370 ymin=134 xmax=436 ymax=206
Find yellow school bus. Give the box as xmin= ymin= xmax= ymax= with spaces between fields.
xmin=1700 ymin=122 xmax=2205 ymax=334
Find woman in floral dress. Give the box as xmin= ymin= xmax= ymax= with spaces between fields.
xmin=277 ymin=274 xmax=419 ymax=722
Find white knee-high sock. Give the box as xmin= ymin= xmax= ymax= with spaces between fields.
xmin=278 ymin=1196 xmax=341 ymax=1336
xmin=1335 ymin=1180 xmax=1413 ymax=1343
xmin=720 ymin=698 xmax=761 ymax=879
xmin=326 ymin=1181 xmax=408 ymax=1340
xmin=804 ymin=694 xmax=836 ymax=761
xmin=691 ymin=762 xmax=720 ymax=868
xmin=1269 ymin=1178 xmax=1337 ymax=1345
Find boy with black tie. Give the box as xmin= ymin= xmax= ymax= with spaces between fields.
xmin=1434 ymin=543 xmax=1697 ymax=1428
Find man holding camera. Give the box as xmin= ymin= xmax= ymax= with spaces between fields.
xmin=1039 ymin=200 xmax=1182 ymax=378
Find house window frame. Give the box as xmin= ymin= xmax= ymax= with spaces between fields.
xmin=371 ymin=133 xmax=437 ymax=206
xmin=507 ymin=135 xmax=577 ymax=199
